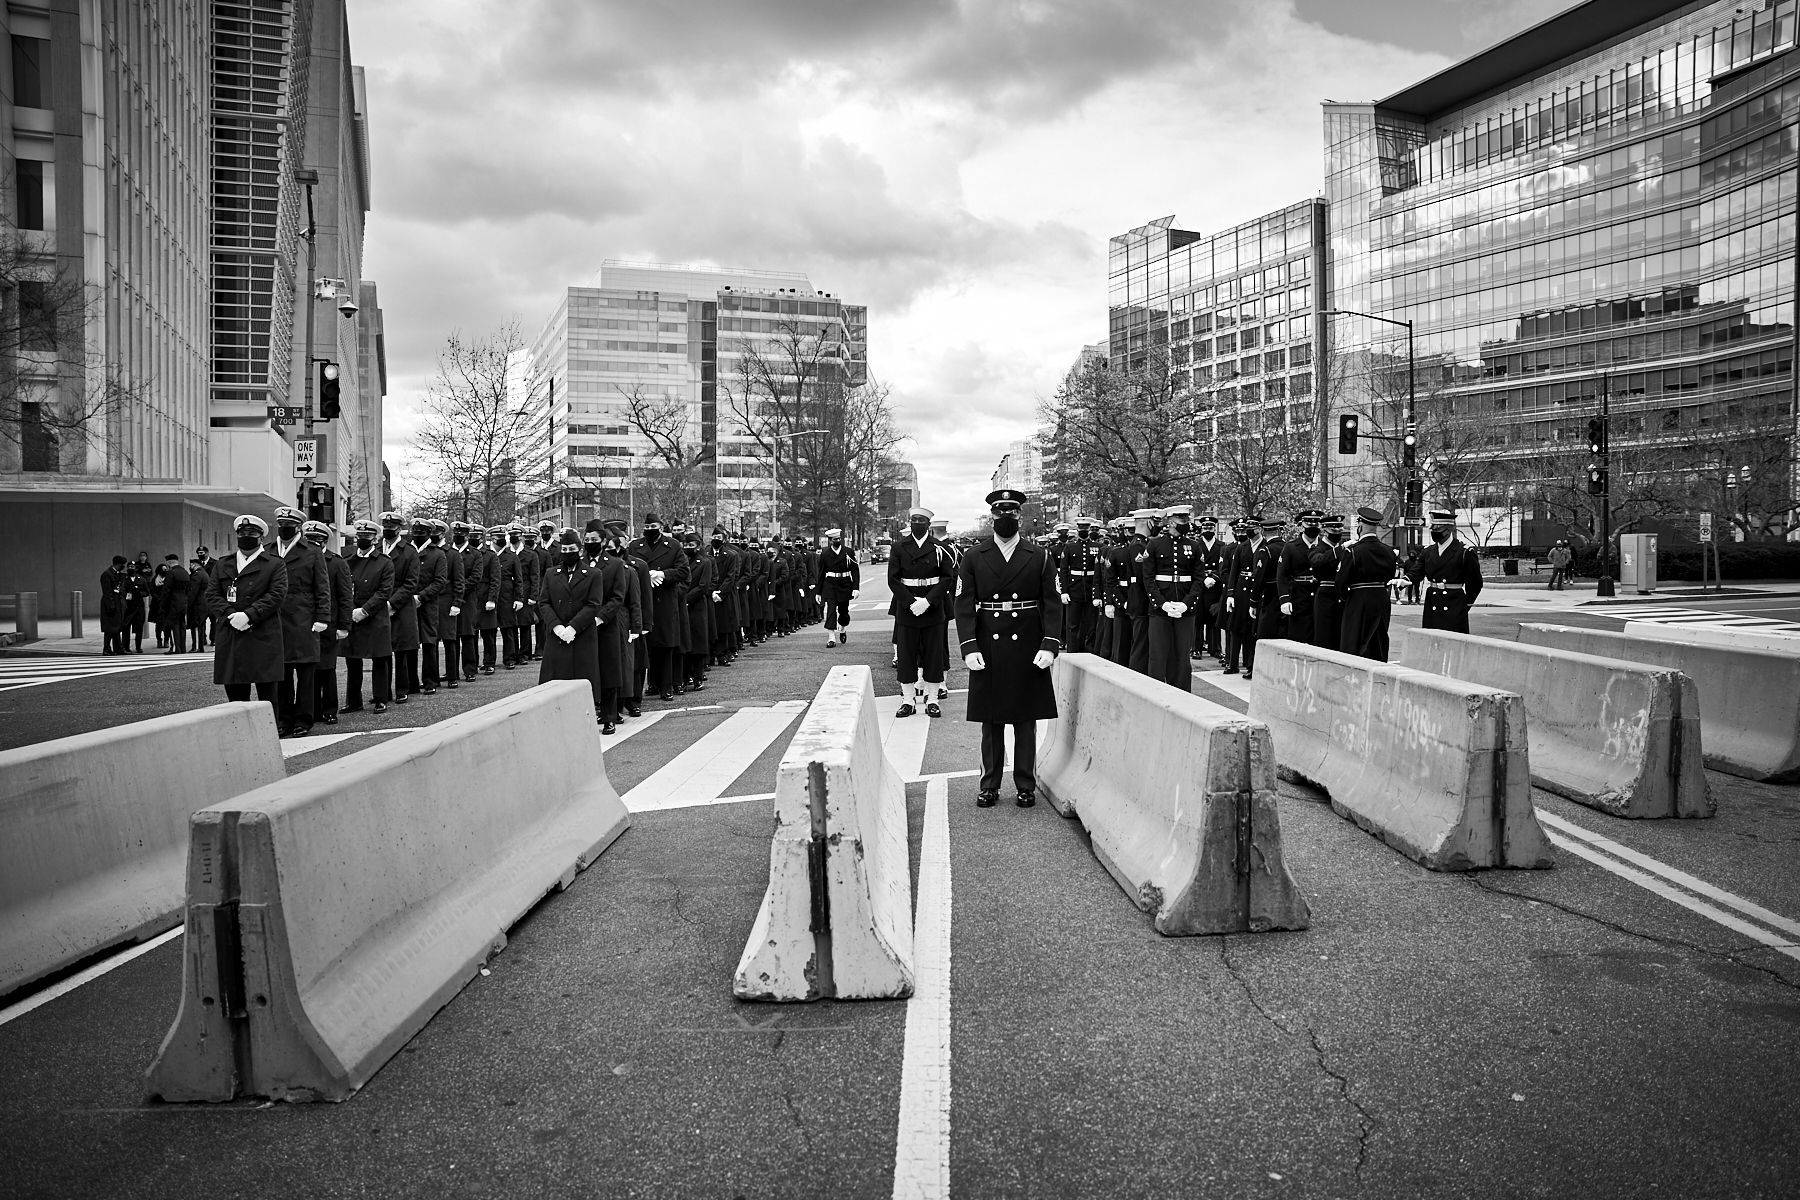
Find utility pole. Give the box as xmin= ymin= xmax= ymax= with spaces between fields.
xmin=296 ymin=169 xmax=319 ymax=513
xmin=1588 ymin=372 xmax=1615 ymax=597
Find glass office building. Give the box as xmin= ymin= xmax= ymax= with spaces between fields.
xmin=1325 ymin=0 xmax=1800 ymax=527
xmin=1107 ymin=201 xmax=1329 ymax=485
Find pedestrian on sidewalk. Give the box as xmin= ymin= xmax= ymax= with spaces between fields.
xmin=99 ymin=555 xmax=130 ymax=655
xmin=1548 ymin=540 xmax=1572 ymax=590
xmin=158 ymin=554 xmax=191 ymax=653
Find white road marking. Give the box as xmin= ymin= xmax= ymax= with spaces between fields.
xmin=892 ymin=775 xmax=952 ymax=1200
xmin=279 ymin=727 xmax=422 ymax=759
xmin=1604 ymin=605 xmax=1800 ymax=635
xmin=605 ymin=708 xmax=668 ymax=747
xmin=0 ymin=927 xmax=183 ymax=1028
xmin=0 ymin=653 xmax=210 ymax=692
xmin=623 ymin=701 xmax=806 ymax=812
xmin=878 ymin=693 xmax=935 ymax=781
xmin=1536 ymin=810 xmax=1800 ymax=941
xmin=1195 ymin=669 xmax=1252 ymax=701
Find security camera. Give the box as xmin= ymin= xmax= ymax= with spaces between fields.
xmin=337 ymin=293 xmax=359 ymax=318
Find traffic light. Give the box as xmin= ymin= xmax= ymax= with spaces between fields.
xmin=318 ymin=361 xmax=341 ymax=420
xmin=1337 ymin=413 xmax=1359 ymax=454
xmin=1405 ymin=477 xmax=1423 ymax=513
xmin=1402 ymin=425 xmax=1417 ymax=467
xmin=306 ymin=483 xmax=335 ymax=523
xmin=1587 ymin=416 xmax=1604 ymax=456
xmin=1586 ymin=466 xmax=1606 ymax=496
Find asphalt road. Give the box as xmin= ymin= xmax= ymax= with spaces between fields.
xmin=2 ymin=572 xmax=1797 ymax=1198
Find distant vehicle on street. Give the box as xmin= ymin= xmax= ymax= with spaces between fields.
xmin=871 ymin=536 xmax=892 ymax=563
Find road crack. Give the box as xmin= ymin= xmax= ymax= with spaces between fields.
xmin=1219 ymin=940 xmax=1373 ymax=1185
xmin=779 ymin=1082 xmax=814 ymax=1155
xmin=1467 ymin=876 xmax=1798 ymax=992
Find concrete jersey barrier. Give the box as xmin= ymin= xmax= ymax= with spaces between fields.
xmin=735 ymin=665 xmax=914 ymax=1002
xmin=1035 ymin=652 xmax=1309 ymax=935
xmin=1248 ymin=639 xmax=1553 ymax=871
xmin=1621 ymin=620 xmax=1800 ymax=658
xmin=1519 ymin=623 xmax=1800 ymax=784
xmin=1403 ymin=628 xmax=1712 ymax=819
xmin=1 ymin=703 xmax=285 ymax=999
xmin=144 ymin=681 xmax=629 ymax=1103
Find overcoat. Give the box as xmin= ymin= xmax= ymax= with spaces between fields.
xmin=888 ymin=535 xmax=950 ymax=627
xmin=474 ymin=546 xmax=502 ymax=632
xmin=386 ymin=537 xmax=422 ymax=651
xmin=596 ymin=556 xmax=632 ymax=690
xmin=206 ymin=551 xmax=289 ymax=685
xmin=1337 ymin=535 xmax=1398 ymax=661
xmin=953 ymin=538 xmax=1062 ymax=724
xmin=458 ymin=543 xmax=485 ymax=637
xmin=439 ymin=543 xmax=465 ymax=641
xmin=342 ymin=550 xmax=397 ymax=659
xmin=159 ymin=564 xmax=191 ymax=625
xmin=536 ymin=556 xmax=604 ymax=686
xmin=185 ymin=565 xmax=210 ymax=631
xmin=319 ymin=550 xmax=352 ymax=668
xmin=415 ymin=542 xmax=450 ymax=644
xmin=625 ymin=535 xmax=688 ymax=649
xmin=495 ymin=546 xmax=522 ymax=630
xmin=684 ymin=551 xmax=715 ymax=653
xmin=1411 ymin=537 xmax=1483 ymax=634
xmin=276 ymin=537 xmax=332 ymax=664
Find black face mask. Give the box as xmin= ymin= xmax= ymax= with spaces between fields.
xmin=382 ymin=526 xmax=401 ymax=541
xmin=561 ymin=546 xmax=582 ymax=563
xmin=355 ymin=535 xmax=375 ymax=550
xmin=992 ymin=515 xmax=1020 ymax=538
xmin=276 ymin=521 xmax=301 ymax=540
xmin=1174 ymin=521 xmax=1191 ymax=534
xmin=643 ymin=527 xmax=661 ymax=543
xmin=1433 ymin=529 xmax=1452 ymax=544
xmin=235 ymin=534 xmax=261 ymax=552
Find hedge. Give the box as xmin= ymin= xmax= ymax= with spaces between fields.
xmin=1568 ymin=541 xmax=1800 ymax=581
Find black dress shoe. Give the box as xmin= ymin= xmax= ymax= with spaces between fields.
xmin=660 ymin=691 xmax=674 ymax=702
xmin=1243 ymin=671 xmax=1253 ymax=681
xmin=342 ymin=704 xmax=364 ymax=714
xmin=277 ymin=726 xmax=294 ymax=739
xmin=601 ymin=722 xmax=617 ymax=735
xmin=371 ymin=701 xmax=389 ymax=714
xmin=688 ymin=681 xmax=705 ymax=692
xmin=976 ymin=790 xmax=999 ymax=808
xmin=895 ymin=702 xmax=916 ymax=718
xmin=445 ymin=680 xmax=459 ymax=689
xmin=1223 ymin=667 xmax=1239 ymax=675
xmin=421 ymin=686 xmax=438 ymax=695
xmin=294 ymin=724 xmax=313 ymax=738
xmin=463 ymin=674 xmax=476 ymax=683
xmin=322 ymin=714 xmax=338 ymax=726
xmin=393 ymin=694 xmax=408 ymax=705
xmin=926 ymin=702 xmax=941 ymax=718
xmin=481 ymin=666 xmax=495 ymax=676
xmin=1016 ymin=791 xmax=1037 ymax=808
xmin=625 ymin=705 xmax=642 ymax=718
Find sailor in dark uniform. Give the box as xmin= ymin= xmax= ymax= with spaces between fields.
xmin=1193 ymin=515 xmax=1226 ymax=662
xmin=1338 ymin=506 xmax=1399 ymax=661
xmin=889 ymin=507 xmax=951 ymax=717
xmin=1410 ymin=509 xmax=1483 ymax=633
xmin=818 ymin=526 xmax=861 ymax=647
xmin=954 ymin=488 xmax=1062 ymax=808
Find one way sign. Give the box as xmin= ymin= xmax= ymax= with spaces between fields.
xmin=293 ymin=435 xmax=321 ymax=479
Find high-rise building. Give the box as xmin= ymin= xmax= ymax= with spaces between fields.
xmin=1324 ymin=0 xmax=1799 ymax=539
xmin=0 ymin=0 xmax=383 ymax=613
xmin=525 ymin=260 xmax=867 ymax=535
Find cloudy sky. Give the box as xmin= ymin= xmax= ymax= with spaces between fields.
xmin=358 ymin=0 xmax=1574 ymax=529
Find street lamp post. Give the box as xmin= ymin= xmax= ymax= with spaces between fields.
xmin=769 ymin=428 xmax=827 ymax=537
xmin=1323 ymin=309 xmax=1416 ymax=541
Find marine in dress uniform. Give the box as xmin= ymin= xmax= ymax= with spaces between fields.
xmin=1276 ymin=509 xmax=1326 ymax=646
xmin=1059 ymin=516 xmax=1104 ymax=653
xmin=954 ymin=489 xmax=1062 ymax=807
xmin=206 ymin=515 xmax=288 ymax=717
xmin=1124 ymin=510 xmax=1160 ymax=675
xmin=272 ymin=505 xmax=332 ymax=736
xmin=343 ymin=518 xmax=397 ymax=711
xmin=889 ymin=507 xmax=951 ymax=718
xmin=1338 ymin=507 xmax=1399 ymax=662
xmin=1193 ymin=516 xmax=1226 ymax=661
xmin=414 ymin=519 xmax=451 ymax=693
xmin=1310 ymin=514 xmax=1350 ymax=652
xmin=380 ymin=511 xmax=422 ymax=701
xmin=1144 ymin=504 xmax=1203 ymax=690
xmin=304 ymin=520 xmax=352 ymax=723
xmin=818 ymin=528 xmax=860 ymax=646
xmin=1409 ymin=509 xmax=1483 ymax=634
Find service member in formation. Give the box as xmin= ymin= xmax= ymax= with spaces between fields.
xmin=1410 ymin=509 xmax=1483 ymax=633
xmin=1310 ymin=514 xmax=1349 ymax=652
xmin=378 ymin=511 xmax=421 ymax=702
xmin=680 ymin=528 xmax=713 ymax=693
xmin=610 ymin=520 xmax=652 ymax=714
xmin=414 ymin=517 xmax=451 ymax=695
xmin=272 ymin=505 xmax=331 ymax=737
xmin=1193 ymin=515 xmax=1226 ymax=663
xmin=476 ymin=525 xmax=505 ymax=674
xmin=304 ymin=519 xmax=351 ymax=723
xmin=495 ymin=522 xmax=525 ymax=669
xmin=538 ymin=528 xmax=607 ymax=729
xmin=1338 ymin=506 xmax=1398 ymax=661
xmin=954 ymin=488 xmax=1062 ymax=807
xmin=817 ymin=527 xmax=860 ymax=647
xmin=593 ymin=522 xmax=635 ymax=730
xmin=627 ymin=513 xmax=687 ymax=701
xmin=1059 ymin=515 xmax=1104 ymax=653
xmin=519 ymin=522 xmax=546 ymax=661
xmin=1222 ymin=517 xmax=1263 ymax=677
xmin=206 ymin=515 xmax=288 ymax=713
xmin=1144 ymin=504 xmax=1202 ymax=689
xmin=1099 ymin=518 xmax=1133 ymax=664
xmin=451 ymin=521 xmax=483 ymax=681
xmin=342 ymin=518 xmax=397 ymax=713
xmin=889 ymin=507 xmax=951 ymax=718
xmin=1276 ymin=509 xmax=1326 ymax=645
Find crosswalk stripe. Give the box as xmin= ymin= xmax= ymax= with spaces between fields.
xmin=1195 ymin=669 xmax=1252 ymax=702
xmin=281 ymin=728 xmax=423 ymax=759
xmin=879 ymin=695 xmax=933 ymax=781
xmin=622 ymin=701 xmax=806 ymax=812
xmin=0 ymin=653 xmax=210 ymax=692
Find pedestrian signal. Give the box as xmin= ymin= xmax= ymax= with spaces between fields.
xmin=307 ymin=483 xmax=336 ymax=523
xmin=1405 ymin=477 xmax=1423 ymax=513
xmin=1337 ymin=413 xmax=1359 ymax=454
xmin=1587 ymin=466 xmax=1607 ymax=496
xmin=318 ymin=362 xmax=341 ymax=420
xmin=1586 ymin=417 xmax=1604 ymax=456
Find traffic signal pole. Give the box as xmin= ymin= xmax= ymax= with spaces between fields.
xmin=1597 ymin=374 xmax=1614 ymax=596
xmin=297 ymin=169 xmax=319 ymax=515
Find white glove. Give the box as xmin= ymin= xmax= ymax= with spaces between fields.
xmin=1225 ymin=596 xmax=1235 ymax=612
xmin=712 ymin=591 xmax=721 ymax=602
xmin=1161 ymin=602 xmax=1179 ymax=617
xmin=852 ymin=590 xmax=859 ymax=598
xmin=351 ymin=607 xmax=367 ymax=624
xmin=335 ymin=629 xmax=347 ymax=639
xmin=512 ymin=600 xmax=524 ymax=611
xmin=228 ymin=612 xmax=251 ymax=632
xmin=964 ymin=651 xmax=986 ymax=671
xmin=1060 ymin=593 xmax=1072 ymax=604
xmin=311 ymin=621 xmax=328 ymax=634
xmin=556 ymin=624 xmax=576 ymax=644
xmin=485 ymin=600 xmax=496 ymax=611
xmin=1092 ymin=598 xmax=1102 ymax=607
xmin=1280 ymin=601 xmax=1293 ymax=616
xmin=910 ymin=597 xmax=930 ymax=616
xmin=449 ymin=606 xmax=461 ymax=617
xmin=1032 ymin=649 xmax=1055 ymax=669
xmin=629 ymin=631 xmax=640 ymax=642
xmin=1204 ymin=575 xmax=1217 ymax=588
xmin=650 ymin=570 xmax=665 ymax=587
xmin=1104 ymin=604 xmax=1116 ymax=618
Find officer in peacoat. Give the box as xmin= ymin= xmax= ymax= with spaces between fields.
xmin=206 ymin=515 xmax=289 ymax=713
xmin=625 ymin=512 xmax=689 ymax=701
xmin=414 ymin=517 xmax=451 ymax=693
xmin=954 ymin=488 xmax=1062 ymax=809
xmin=342 ymin=518 xmax=397 ymax=712
xmin=304 ymin=520 xmax=352 ymax=724
xmin=272 ymin=504 xmax=332 ymax=736
xmin=380 ymin=511 xmax=422 ymax=699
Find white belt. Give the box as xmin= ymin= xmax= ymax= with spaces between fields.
xmin=825 ymin=571 xmax=854 ymax=578
xmin=1153 ymin=575 xmax=1194 ymax=582
xmin=901 ymin=577 xmax=941 ymax=587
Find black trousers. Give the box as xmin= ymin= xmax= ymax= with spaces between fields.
xmin=980 ymin=721 xmax=1038 ymax=794
xmin=396 ymin=648 xmax=420 ymax=693
xmin=684 ymin=651 xmax=708 ymax=685
xmin=502 ymin=626 xmax=521 ymax=665
xmin=632 ymin=638 xmax=648 ymax=701
xmin=315 ymin=644 xmax=340 ymax=718
xmin=461 ymin=633 xmax=480 ymax=678
xmin=1313 ymin=588 xmax=1342 ymax=653
xmin=1128 ymin=614 xmax=1151 ymax=674
xmin=224 ymin=680 xmax=278 ymax=722
xmin=1147 ymin=612 xmax=1195 ymax=690
xmin=345 ymin=657 xmax=393 ymax=705
xmin=894 ymin=620 xmax=948 ymax=685
xmin=278 ymin=662 xmax=317 ymax=730
xmin=650 ymin=645 xmax=681 ymax=695
xmin=1285 ymin=589 xmax=1317 ymax=646
xmin=422 ymin=640 xmax=441 ymax=688
xmin=823 ymin=589 xmax=851 ymax=630
xmin=1065 ymin=597 xmax=1098 ymax=652
xmin=481 ymin=629 xmax=498 ymax=669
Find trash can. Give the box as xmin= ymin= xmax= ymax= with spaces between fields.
xmin=1502 ymin=558 xmax=1519 ymax=576
xmin=16 ymin=590 xmax=38 ymax=641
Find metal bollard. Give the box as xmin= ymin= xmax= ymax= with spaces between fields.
xmin=17 ymin=590 xmax=38 ymax=642
xmin=70 ymin=590 xmax=84 ymax=639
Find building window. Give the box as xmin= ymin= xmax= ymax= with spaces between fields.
xmin=1215 ymin=332 xmax=1237 ymax=355
xmin=12 ymin=36 xmax=48 ymax=109
xmin=18 ymin=280 xmax=55 ymax=351
xmin=18 ymin=400 xmax=58 ymax=471
xmin=1288 ymin=372 xmax=1312 ymax=396
xmin=14 ymin=160 xmax=43 ymax=230
xmin=1289 ymin=342 xmax=1312 ymax=368
xmin=1240 ymin=325 xmax=1261 ymax=351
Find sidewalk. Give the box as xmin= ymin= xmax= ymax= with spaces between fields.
xmin=1471 ymin=578 xmax=1800 ymax=611
xmin=0 ymin=618 xmax=196 ymax=657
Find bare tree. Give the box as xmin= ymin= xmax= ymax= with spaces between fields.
xmin=621 ymin=382 xmax=712 ymax=527
xmin=409 ymin=322 xmax=544 ymax=527
xmin=1201 ymin=401 xmax=1317 ymax=519
xmin=1041 ymin=347 xmax=1205 ymax=512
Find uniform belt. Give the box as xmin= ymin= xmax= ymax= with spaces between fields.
xmin=1427 ymin=582 xmax=1465 ymax=591
xmin=1347 ymin=582 xmax=1386 ymax=591
xmin=1153 ymin=574 xmax=1194 ymax=582
xmin=900 ymin=576 xmax=940 ymax=587
xmin=1068 ymin=570 xmax=1094 ymax=576
xmin=1290 ymin=575 xmax=1317 ymax=584
xmin=825 ymin=571 xmax=854 ymax=578
xmin=977 ymin=600 xmax=1039 ymax=612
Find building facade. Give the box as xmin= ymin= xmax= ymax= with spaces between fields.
xmin=0 ymin=0 xmax=384 ymax=614
xmin=1324 ymin=0 xmax=1799 ymax=540
xmin=525 ymin=260 xmax=867 ymax=536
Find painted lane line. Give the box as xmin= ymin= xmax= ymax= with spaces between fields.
xmin=1195 ymin=669 xmax=1252 ymax=701
xmin=279 ymin=727 xmax=423 ymax=759
xmin=893 ymin=775 xmax=952 ymax=1200
xmin=1543 ymin=832 xmax=1800 ymax=964
xmin=0 ymin=927 xmax=183 ymax=1029
xmin=623 ymin=703 xmax=804 ymax=812
xmin=1536 ymin=810 xmax=1800 ymax=940
xmin=721 ymin=770 xmax=983 ymax=807
xmin=880 ymin=695 xmax=934 ymax=781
